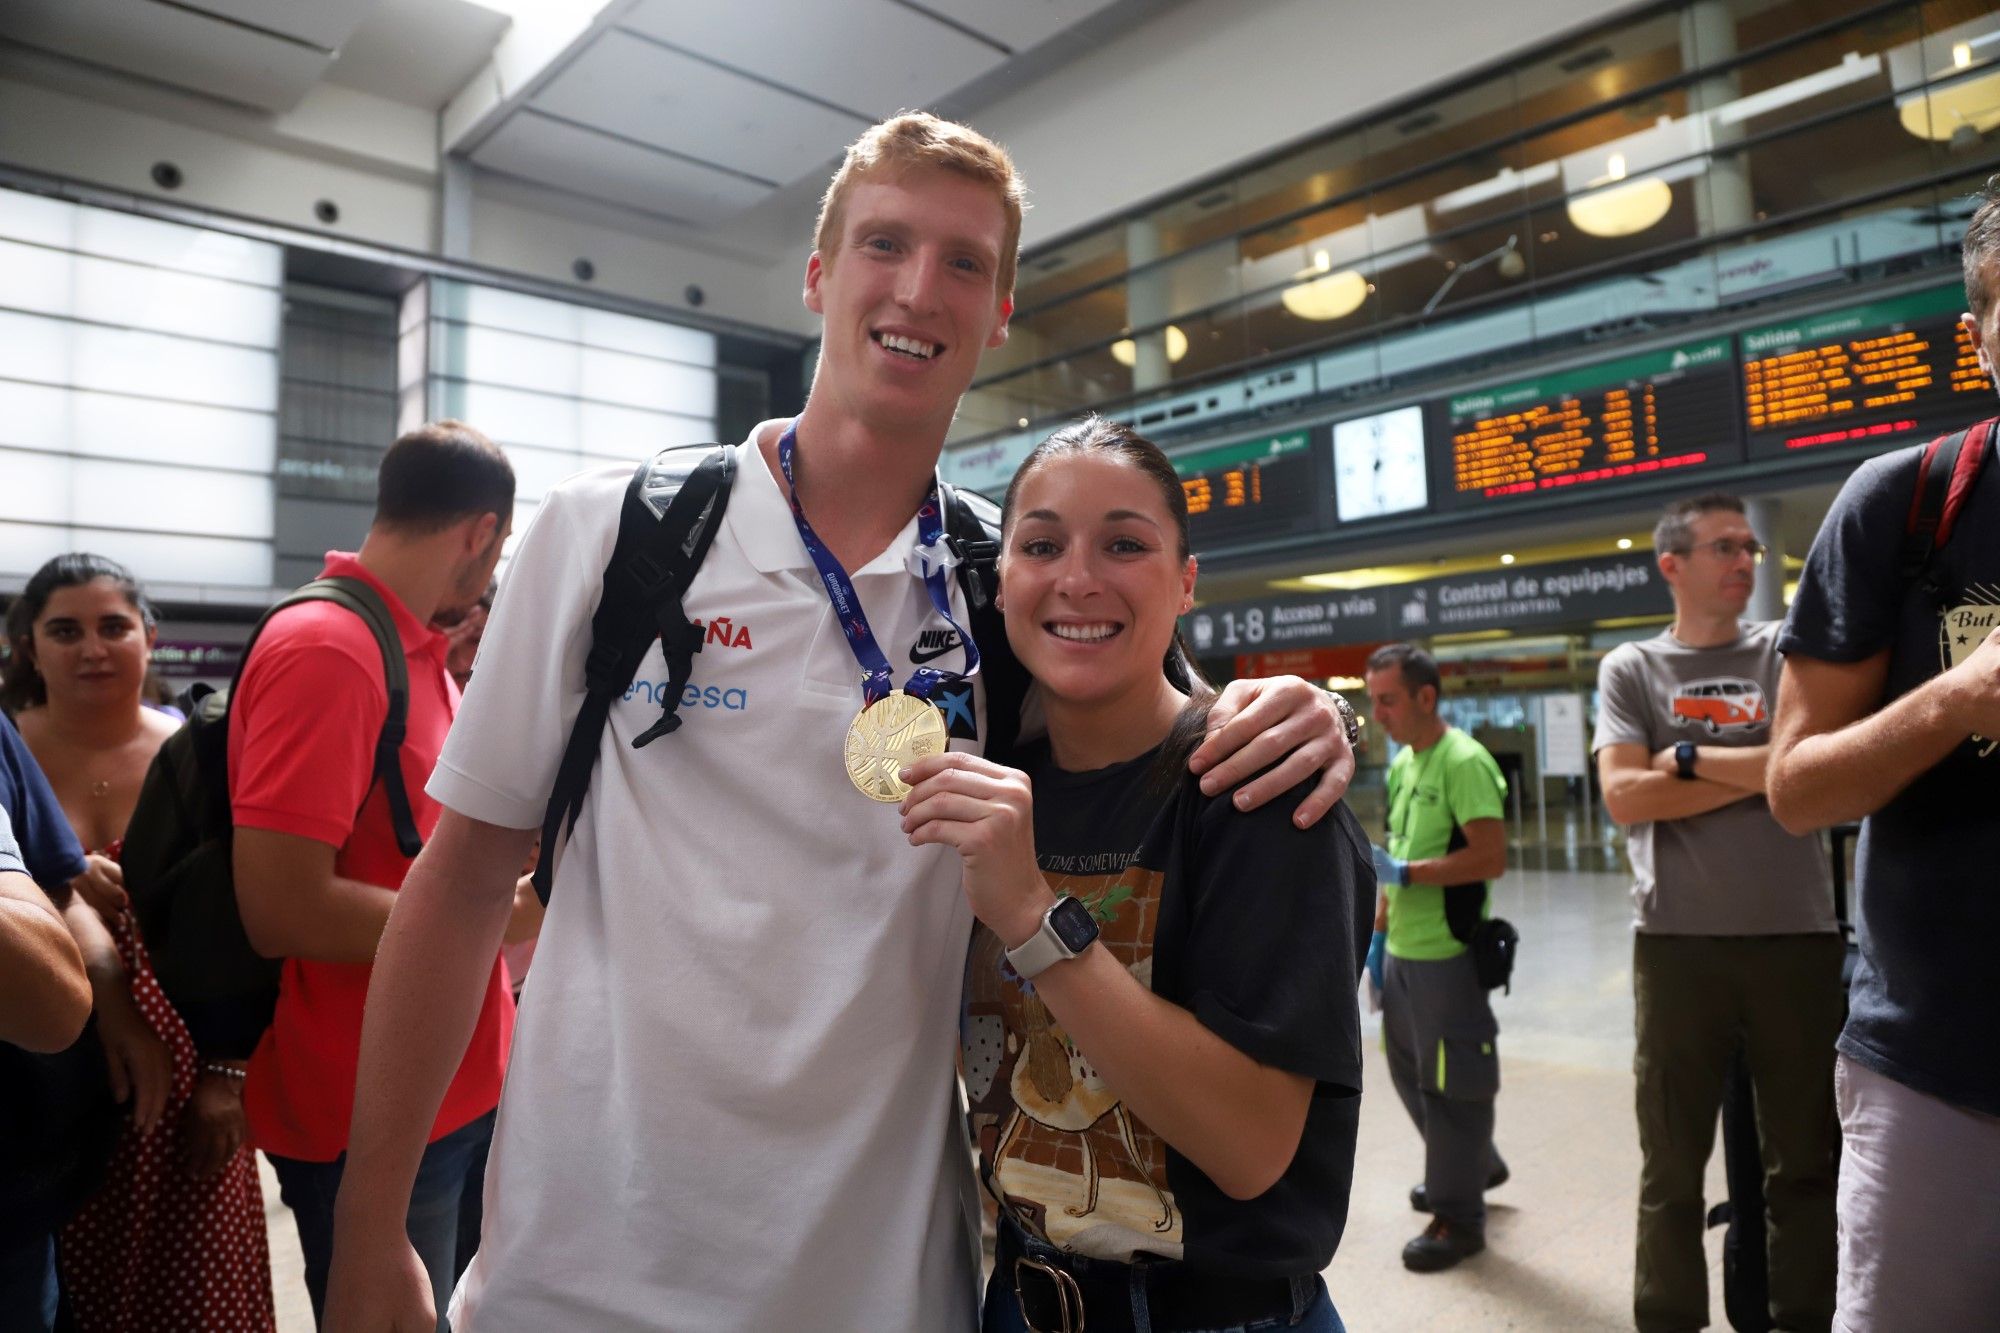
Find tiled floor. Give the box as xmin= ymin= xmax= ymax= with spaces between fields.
xmin=262 ymin=855 xmax=1747 ymax=1331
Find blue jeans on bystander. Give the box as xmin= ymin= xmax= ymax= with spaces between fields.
xmin=269 ymin=1108 xmax=495 ymax=1332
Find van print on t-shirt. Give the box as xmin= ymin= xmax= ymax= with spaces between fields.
xmin=1669 ymin=677 xmax=1766 ymax=734
xmin=965 ymin=860 xmax=1185 ymax=1260
xmin=1942 ymin=591 xmax=2000 ymax=757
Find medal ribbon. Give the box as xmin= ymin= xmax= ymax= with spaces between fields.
xmin=778 ymin=422 xmax=980 ymax=707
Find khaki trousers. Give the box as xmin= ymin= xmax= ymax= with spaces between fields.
xmin=1632 ymin=932 xmax=1844 ymax=1333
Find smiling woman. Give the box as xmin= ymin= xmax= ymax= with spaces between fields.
xmin=899 ymin=415 xmax=1374 ymax=1331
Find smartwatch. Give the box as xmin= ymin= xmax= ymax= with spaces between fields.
xmin=1006 ymin=897 xmax=1101 ymax=980
xmin=1674 ymin=740 xmax=1698 ymax=781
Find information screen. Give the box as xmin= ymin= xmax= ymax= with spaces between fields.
xmin=1740 ymin=286 xmax=1992 ymax=456
xmin=1174 ymin=429 xmax=1319 ymax=548
xmin=1333 ymin=405 xmax=1429 ymax=522
xmin=1441 ymin=337 xmax=1739 ymax=503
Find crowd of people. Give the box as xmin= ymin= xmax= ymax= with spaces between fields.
xmin=1 ymin=108 xmax=1996 ymax=1333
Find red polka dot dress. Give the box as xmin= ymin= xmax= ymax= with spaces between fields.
xmin=57 ymin=850 xmax=275 ymax=1333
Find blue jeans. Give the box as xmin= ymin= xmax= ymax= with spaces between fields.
xmin=0 ymin=1232 xmax=57 ymax=1333
xmin=269 ymin=1109 xmax=496 ymax=1333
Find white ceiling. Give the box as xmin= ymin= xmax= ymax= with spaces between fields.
xmin=456 ymin=0 xmax=1137 ymax=228
xmin=0 ymin=0 xmax=1151 ymax=241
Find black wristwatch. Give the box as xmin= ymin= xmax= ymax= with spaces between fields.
xmin=1674 ymin=740 xmax=1698 ymax=781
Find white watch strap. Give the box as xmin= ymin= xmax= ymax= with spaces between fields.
xmin=1005 ymin=909 xmax=1070 ymax=980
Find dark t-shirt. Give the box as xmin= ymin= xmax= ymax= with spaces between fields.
xmin=1778 ymin=435 xmax=2000 ymax=1116
xmin=0 ymin=711 xmax=87 ymax=890
xmin=961 ymin=737 xmax=1373 ymax=1279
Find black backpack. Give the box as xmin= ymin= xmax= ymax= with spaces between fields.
xmin=532 ymin=443 xmax=1030 ymax=903
xmin=122 ymin=576 xmax=424 ymax=1059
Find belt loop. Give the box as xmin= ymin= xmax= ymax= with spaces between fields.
xmin=1287 ymin=1272 xmax=1315 ymax=1324
xmin=1128 ymin=1263 xmax=1151 ymax=1333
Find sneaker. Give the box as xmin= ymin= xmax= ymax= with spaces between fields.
xmin=1408 ymin=1163 xmax=1509 ymax=1213
xmin=1402 ymin=1217 xmax=1486 ymax=1273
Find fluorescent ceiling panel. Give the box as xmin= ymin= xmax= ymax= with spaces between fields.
xmin=0 ymin=449 xmax=70 ymax=523
xmin=579 ymin=401 xmax=712 ymax=459
xmin=69 ymin=527 xmax=273 ymax=588
xmin=578 ymin=307 xmax=715 ymax=366
xmin=72 ymin=324 xmax=278 ymax=412
xmin=0 ymin=521 xmax=70 ymax=578
xmin=579 ymin=347 xmax=715 ymax=416
xmin=620 ymin=0 xmax=999 ymax=119
xmin=77 ymin=209 xmax=281 ymax=286
xmin=532 ymin=30 xmax=867 ymax=184
xmin=74 ymin=458 xmax=273 ymax=540
xmin=473 ymin=114 xmax=772 ymax=225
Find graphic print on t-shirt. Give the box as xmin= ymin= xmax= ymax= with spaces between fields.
xmin=964 ymin=857 xmax=1184 ymax=1259
xmin=1668 ymin=676 xmax=1766 ymax=734
xmin=1941 ymin=590 xmax=2000 ymax=757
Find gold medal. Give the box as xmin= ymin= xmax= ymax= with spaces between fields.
xmin=844 ymin=689 xmax=948 ymax=802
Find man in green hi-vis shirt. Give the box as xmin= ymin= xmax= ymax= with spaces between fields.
xmin=1363 ymin=642 xmax=1510 ymax=1274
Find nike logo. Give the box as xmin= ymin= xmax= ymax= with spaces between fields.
xmin=910 ymin=629 xmax=963 ymax=664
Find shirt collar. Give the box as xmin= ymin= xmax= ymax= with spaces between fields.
xmin=316 ymin=552 xmax=446 ymax=659
xmin=730 ymin=419 xmax=934 ymax=578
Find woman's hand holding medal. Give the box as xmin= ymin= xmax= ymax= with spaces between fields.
xmin=899 ymin=753 xmax=1054 ymax=949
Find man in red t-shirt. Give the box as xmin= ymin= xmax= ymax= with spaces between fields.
xmin=230 ymin=421 xmax=530 ymax=1328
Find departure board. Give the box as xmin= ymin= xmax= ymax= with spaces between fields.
xmin=1740 ymin=286 xmax=1993 ymax=457
xmin=1441 ymin=338 xmax=1739 ymax=503
xmin=1173 ymin=429 xmax=1320 ymax=548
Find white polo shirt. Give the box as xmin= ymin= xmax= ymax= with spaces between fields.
xmin=430 ymin=422 xmax=985 ymax=1331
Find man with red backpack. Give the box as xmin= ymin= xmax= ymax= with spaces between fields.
xmin=1769 ymin=178 xmax=2000 ymax=1330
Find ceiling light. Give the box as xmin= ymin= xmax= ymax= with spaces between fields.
xmin=1567 ymin=153 xmax=1674 ymax=238
xmin=1897 ymin=65 xmax=2000 ymax=141
xmin=1617 ymin=537 xmax=1634 ymax=550
xmin=1017 ymin=417 xmax=1029 ymax=428
xmin=1111 ymin=325 xmax=1188 ymax=367
xmin=1281 ymin=250 xmax=1369 ymax=321
xmin=1500 ymin=553 xmax=1516 ymax=565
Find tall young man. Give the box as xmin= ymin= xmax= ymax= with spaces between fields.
xmin=1362 ymin=643 xmax=1508 ymax=1274
xmin=229 ymin=422 xmax=522 ymax=1326
xmin=1769 ymin=180 xmax=2000 ymax=1331
xmin=1596 ymin=493 xmax=1840 ymax=1333
xmin=325 ymin=114 xmax=1351 ymax=1331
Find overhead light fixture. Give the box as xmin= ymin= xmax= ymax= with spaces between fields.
xmin=1616 ymin=537 xmax=1634 ymax=550
xmin=1281 ymin=249 xmax=1369 ymax=322
xmin=1500 ymin=553 xmax=1516 ymax=565
xmin=1111 ymin=325 xmax=1188 ymax=367
xmin=1017 ymin=417 xmax=1030 ymax=428
xmin=1566 ymin=152 xmax=1674 ymax=238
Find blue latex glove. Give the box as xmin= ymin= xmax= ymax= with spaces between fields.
xmin=1366 ymin=929 xmax=1387 ymax=992
xmin=1370 ymin=842 xmax=1408 ymax=888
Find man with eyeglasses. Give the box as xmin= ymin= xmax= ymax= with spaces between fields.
xmin=1768 ymin=178 xmax=2000 ymax=1333
xmin=1595 ymin=492 xmax=1841 ymax=1333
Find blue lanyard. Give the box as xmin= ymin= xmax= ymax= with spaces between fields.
xmin=778 ymin=422 xmax=979 ymax=707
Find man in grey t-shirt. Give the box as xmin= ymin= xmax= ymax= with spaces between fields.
xmin=1595 ymin=492 xmax=1841 ymax=1333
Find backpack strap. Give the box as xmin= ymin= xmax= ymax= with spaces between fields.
xmin=941 ymin=481 xmax=1030 ymax=761
xmin=1902 ymin=418 xmax=1993 ymax=608
xmin=231 ymin=576 xmax=423 ymax=858
xmin=535 ymin=444 xmax=734 ymax=904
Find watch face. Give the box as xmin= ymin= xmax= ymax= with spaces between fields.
xmin=1048 ymin=897 xmax=1100 ymax=952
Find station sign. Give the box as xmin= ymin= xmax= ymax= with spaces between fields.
xmin=1739 ymin=285 xmax=1991 ymax=457
xmin=1440 ymin=337 xmax=1740 ymax=504
xmin=1184 ymin=551 xmax=1667 ymax=655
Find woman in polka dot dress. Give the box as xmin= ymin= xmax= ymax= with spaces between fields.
xmin=5 ymin=554 xmax=275 ymax=1331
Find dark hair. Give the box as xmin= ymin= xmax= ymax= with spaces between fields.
xmin=373 ymin=420 xmax=515 ymax=535
xmin=2 ymin=552 xmax=156 ymax=714
xmin=1652 ymin=491 xmax=1745 ymax=557
xmin=1365 ymin=642 xmax=1443 ymax=701
xmin=1001 ymin=415 xmax=1214 ymax=793
xmin=1964 ymin=175 xmax=2000 ymax=322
